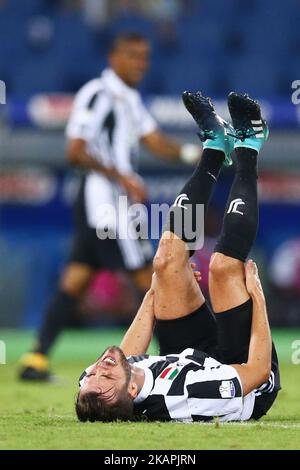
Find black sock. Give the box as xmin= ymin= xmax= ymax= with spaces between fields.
xmin=214 ymin=148 xmax=258 ymax=262
xmin=34 ymin=290 xmax=77 ymax=355
xmin=164 ymin=149 xmax=224 ymax=255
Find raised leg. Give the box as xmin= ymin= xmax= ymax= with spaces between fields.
xmin=154 ymin=146 xmax=224 ymax=320
xmin=209 ymin=91 xmax=267 ymax=313
xmin=209 ymin=147 xmax=258 ymax=312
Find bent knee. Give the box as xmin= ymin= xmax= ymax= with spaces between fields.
xmin=209 ymin=253 xmax=244 ymax=279
xmin=153 ymin=251 xmax=174 ymax=275
xmin=153 ymin=242 xmax=187 ymax=276
xmin=60 ymin=264 xmax=93 ymax=297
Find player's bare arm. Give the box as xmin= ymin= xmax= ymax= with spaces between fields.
xmin=232 ymin=260 xmax=272 ymax=396
xmin=120 ymin=264 xmax=202 ymax=356
xmin=67 ymin=137 xmax=121 ymax=179
xmin=120 ymin=288 xmax=155 ymax=356
xmin=142 ymin=130 xmax=201 ymax=164
xmin=67 ymin=137 xmax=147 ymax=203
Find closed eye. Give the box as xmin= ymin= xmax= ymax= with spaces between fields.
xmin=101 ymin=374 xmax=115 ymax=380
xmin=86 ymin=373 xmax=115 ymax=381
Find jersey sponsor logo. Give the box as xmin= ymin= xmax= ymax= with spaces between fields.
xmin=219 ymin=380 xmax=236 ymax=398
xmin=159 ymin=366 xmax=179 ymax=380
xmin=173 ymin=193 xmax=189 ymax=210
xmin=227 ymin=198 xmax=245 ymax=215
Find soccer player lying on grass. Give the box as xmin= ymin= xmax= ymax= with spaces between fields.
xmin=76 ymin=92 xmax=281 ymax=423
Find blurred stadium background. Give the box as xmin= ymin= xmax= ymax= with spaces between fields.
xmin=1 ymin=0 xmax=300 ymax=333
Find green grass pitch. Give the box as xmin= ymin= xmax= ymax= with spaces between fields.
xmin=0 ymin=328 xmax=300 ymax=450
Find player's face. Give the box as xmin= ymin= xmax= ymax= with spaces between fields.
xmin=80 ymin=346 xmax=131 ymax=404
xmin=109 ymin=40 xmax=150 ymax=87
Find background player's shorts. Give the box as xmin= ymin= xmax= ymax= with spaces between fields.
xmin=69 ymin=177 xmax=153 ymax=272
xmin=155 ymin=298 xmax=281 ymax=420
xmin=69 ymin=227 xmax=153 ymax=272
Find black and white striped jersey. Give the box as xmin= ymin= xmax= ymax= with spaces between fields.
xmin=65 ymin=68 xmax=157 ymax=230
xmin=79 ymin=348 xmax=256 ymax=422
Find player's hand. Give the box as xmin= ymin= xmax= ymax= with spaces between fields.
xmin=190 ymin=262 xmax=202 ymax=283
xmin=119 ymin=173 xmax=148 ymax=203
xmin=245 ymin=259 xmax=265 ymax=299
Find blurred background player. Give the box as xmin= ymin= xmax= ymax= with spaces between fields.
xmin=19 ymin=31 xmax=201 ymax=381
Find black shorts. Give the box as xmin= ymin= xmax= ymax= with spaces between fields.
xmin=69 ymin=228 xmax=153 ymax=272
xmin=154 ymin=299 xmax=281 ymax=420
xmin=69 ymin=177 xmax=153 ymax=272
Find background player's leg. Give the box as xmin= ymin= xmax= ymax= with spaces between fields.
xmin=19 ymin=262 xmax=94 ymax=380
xmin=35 ymin=263 xmax=94 ymax=355
xmin=154 ymin=147 xmax=224 ymax=320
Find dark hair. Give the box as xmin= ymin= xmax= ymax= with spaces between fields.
xmin=110 ymin=32 xmax=149 ymax=52
xmin=75 ymin=389 xmax=134 ymax=423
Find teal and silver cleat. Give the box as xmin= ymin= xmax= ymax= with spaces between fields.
xmin=182 ymin=91 xmax=234 ymax=166
xmin=227 ymin=92 xmax=269 ymax=153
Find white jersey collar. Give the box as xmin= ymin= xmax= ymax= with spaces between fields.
xmin=101 ymin=68 xmax=136 ymax=98
xmin=134 ymin=366 xmax=153 ymax=404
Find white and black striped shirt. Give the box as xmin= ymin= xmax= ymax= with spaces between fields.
xmin=66 ymin=68 xmax=157 ymax=229
xmin=79 ymin=348 xmax=257 ymax=422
